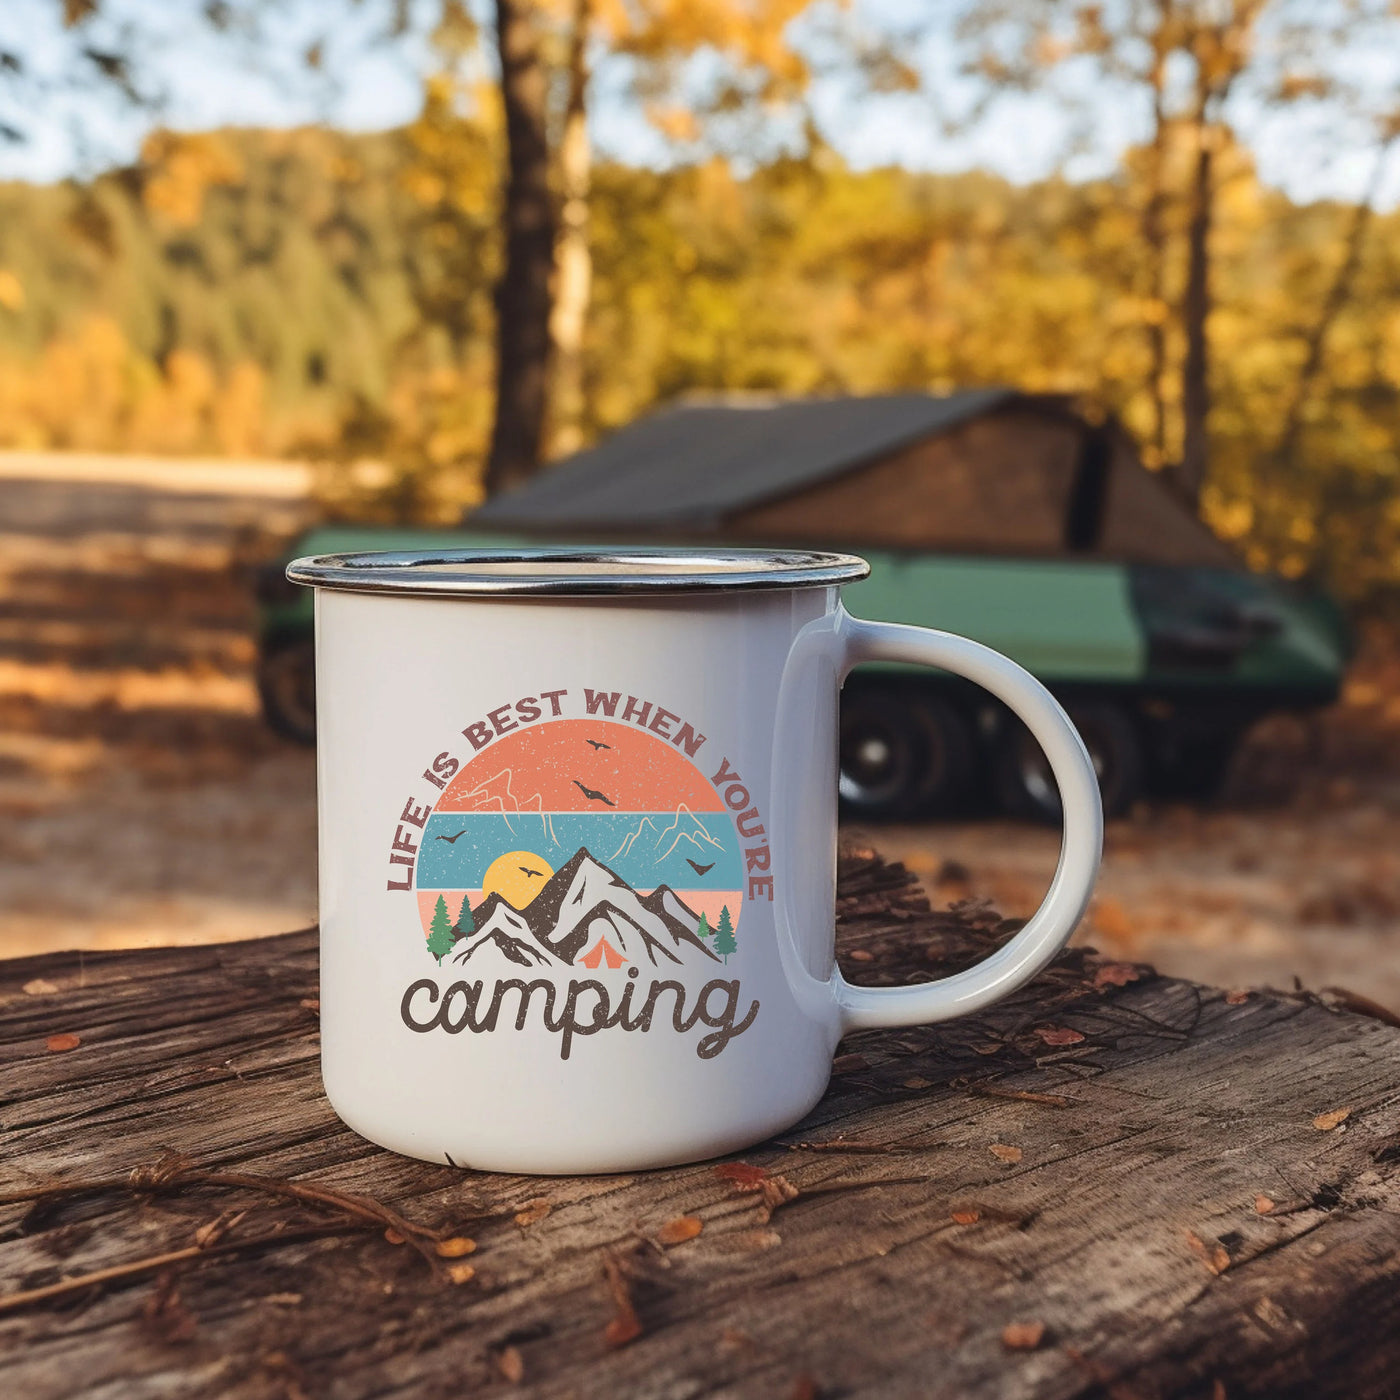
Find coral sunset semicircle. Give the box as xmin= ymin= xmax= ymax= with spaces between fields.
xmin=434 ymin=719 xmax=725 ymax=813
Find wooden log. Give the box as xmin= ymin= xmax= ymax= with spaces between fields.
xmin=1 ymin=848 xmax=1398 ymax=1398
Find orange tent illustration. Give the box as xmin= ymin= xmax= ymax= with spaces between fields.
xmin=579 ymin=936 xmax=626 ymax=970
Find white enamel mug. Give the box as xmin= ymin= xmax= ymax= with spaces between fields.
xmin=287 ymin=547 xmax=1103 ymax=1174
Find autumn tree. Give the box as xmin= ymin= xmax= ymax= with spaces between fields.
xmin=484 ymin=0 xmax=824 ymax=485
xmin=945 ymin=0 xmax=1361 ymax=507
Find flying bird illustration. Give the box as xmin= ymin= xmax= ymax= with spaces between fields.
xmin=686 ymin=859 xmax=715 ymax=877
xmin=572 ymin=779 xmax=617 ymax=807
xmin=585 ymin=738 xmax=612 ymax=751
xmin=518 ymin=865 xmax=546 ymax=879
xmin=435 ymin=830 xmax=468 ymax=844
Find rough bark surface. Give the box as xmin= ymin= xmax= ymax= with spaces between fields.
xmin=2 ymin=850 xmax=1399 ymax=1399
xmin=547 ymin=0 xmax=593 ymax=461
xmin=485 ymin=0 xmax=555 ymax=496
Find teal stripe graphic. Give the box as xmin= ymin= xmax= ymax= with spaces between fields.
xmin=416 ymin=810 xmax=741 ymax=891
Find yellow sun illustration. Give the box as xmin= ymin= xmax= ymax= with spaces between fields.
xmin=481 ymin=850 xmax=555 ymax=908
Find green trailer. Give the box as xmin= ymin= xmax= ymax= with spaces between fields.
xmin=257 ymin=392 xmax=1350 ymax=819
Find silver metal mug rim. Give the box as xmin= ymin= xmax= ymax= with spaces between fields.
xmin=285 ymin=546 xmax=871 ymax=597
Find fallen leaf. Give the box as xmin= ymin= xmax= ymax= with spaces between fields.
xmin=45 ymin=1033 xmax=80 ymax=1053
xmin=1185 ymin=1230 xmax=1230 ymax=1276
xmin=1001 ymin=1320 xmax=1046 ymax=1350
xmin=714 ymin=1161 xmax=770 ymax=1188
xmin=655 ymin=1215 xmax=703 ymax=1246
xmin=951 ymin=1209 xmax=981 ymax=1225
xmin=602 ymin=1254 xmax=642 ymax=1348
xmin=514 ymin=1197 xmax=552 ymax=1226
xmin=23 ymin=978 xmax=58 ymax=996
xmin=715 ymin=1162 xmax=798 ymax=1219
xmin=1313 ymin=1108 xmax=1351 ymax=1131
xmin=264 ymin=1293 xmax=303 ymax=1306
xmin=299 ymin=998 xmax=320 ymax=1011
xmin=494 ymin=1345 xmax=525 ymax=1384
xmin=434 ymin=1236 xmax=476 ymax=1258
xmin=1092 ymin=962 xmax=1142 ymax=988
xmin=1034 ymin=1026 xmax=1085 ymax=1046
xmin=846 ymin=949 xmax=875 ymax=963
xmin=1225 ymin=989 xmax=1250 ymax=1005
xmin=383 ymin=1227 xmax=407 ymax=1245
xmin=902 ymin=1076 xmax=932 ymax=1089
xmin=972 ymin=1042 xmax=1003 ymax=1056
xmin=1254 ymin=1194 xmax=1275 ymax=1215
xmin=446 ymin=1262 xmax=476 ymax=1285
xmin=989 ymin=1144 xmax=1022 ymax=1164
xmin=831 ymin=1053 xmax=870 ymax=1075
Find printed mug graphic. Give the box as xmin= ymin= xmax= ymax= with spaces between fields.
xmin=392 ymin=697 xmax=768 ymax=1061
xmin=414 ymin=718 xmax=743 ymax=973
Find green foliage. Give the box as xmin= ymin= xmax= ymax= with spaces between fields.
xmin=455 ymin=892 xmax=475 ymax=937
xmin=696 ymin=910 xmax=711 ymax=940
xmin=427 ymin=893 xmax=455 ymax=963
xmin=714 ymin=905 xmax=736 ymax=961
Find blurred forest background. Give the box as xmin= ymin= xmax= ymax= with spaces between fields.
xmin=2 ymin=0 xmax=1400 ymax=600
xmin=4 ymin=0 xmax=1400 ymax=998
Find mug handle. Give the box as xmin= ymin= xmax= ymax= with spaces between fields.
xmin=826 ymin=613 xmax=1103 ymax=1034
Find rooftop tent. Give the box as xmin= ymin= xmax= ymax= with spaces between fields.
xmin=471 ymin=391 xmax=1238 ymax=569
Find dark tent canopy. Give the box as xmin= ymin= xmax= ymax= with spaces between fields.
xmin=472 ymin=390 xmax=1237 ymax=568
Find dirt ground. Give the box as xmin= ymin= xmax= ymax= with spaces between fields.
xmin=3 ymin=453 xmax=1400 ymax=1012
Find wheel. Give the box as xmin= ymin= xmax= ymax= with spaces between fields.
xmin=839 ymin=690 xmax=973 ymax=820
xmin=994 ymin=701 xmax=1143 ymax=822
xmin=1151 ymin=730 xmax=1241 ymax=801
xmin=257 ymin=638 xmax=317 ymax=745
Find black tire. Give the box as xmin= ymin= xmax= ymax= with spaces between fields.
xmin=1151 ymin=731 xmax=1241 ymax=801
xmin=994 ymin=701 xmax=1143 ymax=822
xmin=257 ymin=638 xmax=317 ymax=745
xmin=839 ymin=690 xmax=974 ymax=820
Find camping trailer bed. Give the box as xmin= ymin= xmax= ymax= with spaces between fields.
xmin=255 ymin=528 xmax=1346 ymax=821
xmin=256 ymin=390 xmax=1349 ymax=819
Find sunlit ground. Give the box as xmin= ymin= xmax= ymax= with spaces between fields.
xmin=3 ymin=453 xmax=1399 ymax=1013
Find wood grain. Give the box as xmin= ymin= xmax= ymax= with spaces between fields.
xmin=2 ymin=849 xmax=1397 ymax=1399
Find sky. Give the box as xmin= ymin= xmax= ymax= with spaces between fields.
xmin=1 ymin=0 xmax=1397 ymax=209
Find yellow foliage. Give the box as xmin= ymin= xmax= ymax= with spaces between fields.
xmin=140 ymin=131 xmax=245 ymax=227
xmin=0 ymin=270 xmax=24 ymax=312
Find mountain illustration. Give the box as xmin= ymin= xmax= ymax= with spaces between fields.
xmin=451 ymin=893 xmax=555 ymax=968
xmin=448 ymin=847 xmax=722 ymax=970
xmin=610 ymin=804 xmax=725 ymax=866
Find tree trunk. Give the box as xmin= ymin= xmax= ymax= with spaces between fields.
xmin=548 ymin=0 xmax=592 ymax=460
xmin=1276 ymin=130 xmax=1398 ymax=470
xmin=1175 ymin=4 xmax=1267 ymax=510
xmin=485 ymin=0 xmax=556 ymax=497
xmin=1141 ymin=8 xmax=1173 ymax=468
xmin=1176 ymin=119 xmax=1213 ymax=510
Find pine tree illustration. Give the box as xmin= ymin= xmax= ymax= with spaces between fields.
xmin=427 ymin=894 xmax=455 ymax=963
xmin=455 ymin=892 xmax=476 ymax=938
xmin=714 ymin=905 xmax=736 ymax=962
xmin=696 ymin=911 xmax=712 ymax=941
